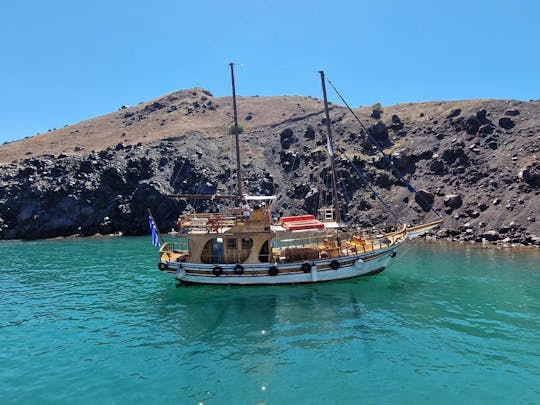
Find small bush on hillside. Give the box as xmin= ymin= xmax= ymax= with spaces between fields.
xmin=227 ymin=123 xmax=245 ymax=135
xmin=371 ymin=102 xmax=383 ymax=119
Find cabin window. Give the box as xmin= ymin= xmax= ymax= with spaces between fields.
xmin=258 ymin=240 xmax=270 ymax=263
xmin=242 ymin=238 xmax=253 ymax=249
xmin=227 ymin=238 xmax=237 ymax=249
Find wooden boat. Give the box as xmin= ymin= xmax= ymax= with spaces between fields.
xmin=154 ymin=64 xmax=442 ymax=285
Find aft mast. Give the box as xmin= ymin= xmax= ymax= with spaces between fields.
xmin=319 ymin=70 xmax=341 ymax=223
xmin=230 ymin=62 xmax=244 ymax=199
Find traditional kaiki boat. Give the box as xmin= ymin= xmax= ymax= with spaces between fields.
xmin=150 ymin=64 xmax=442 ymax=285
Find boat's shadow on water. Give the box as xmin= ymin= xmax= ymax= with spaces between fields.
xmin=143 ymin=259 xmax=534 ymax=350
xmin=145 ymin=274 xmax=418 ymax=347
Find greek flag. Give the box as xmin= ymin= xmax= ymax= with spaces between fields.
xmin=148 ymin=215 xmax=160 ymax=248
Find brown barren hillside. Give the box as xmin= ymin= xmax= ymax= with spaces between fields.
xmin=0 ymin=88 xmax=327 ymax=163
xmin=0 ymin=88 xmax=538 ymax=245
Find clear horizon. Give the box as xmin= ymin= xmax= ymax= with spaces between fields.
xmin=1 ymin=0 xmax=539 ymax=144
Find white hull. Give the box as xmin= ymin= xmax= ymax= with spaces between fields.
xmin=160 ymin=244 xmax=399 ymax=285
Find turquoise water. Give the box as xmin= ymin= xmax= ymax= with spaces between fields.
xmin=1 ymin=238 xmax=539 ymax=404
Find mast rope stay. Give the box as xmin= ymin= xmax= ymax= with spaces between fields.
xmin=338 ymin=147 xmax=400 ymax=222
xmin=325 ymin=77 xmax=442 ymax=219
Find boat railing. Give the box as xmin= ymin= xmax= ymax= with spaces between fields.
xmin=161 ymin=242 xmax=188 ymax=253
xmin=273 ymin=229 xmax=405 ymax=262
xmin=177 ymin=212 xmax=243 ymax=233
xmin=177 ymin=206 xmax=273 ymax=234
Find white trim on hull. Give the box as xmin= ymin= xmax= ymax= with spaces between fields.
xmin=160 ymin=244 xmax=399 ymax=285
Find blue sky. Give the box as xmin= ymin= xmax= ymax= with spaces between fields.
xmin=1 ymin=0 xmax=539 ymax=144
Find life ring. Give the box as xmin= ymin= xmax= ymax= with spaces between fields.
xmin=268 ymin=266 xmax=279 ymax=276
xmin=301 ymin=263 xmax=312 ymax=273
xmin=158 ymin=262 xmax=168 ymax=271
xmin=234 ymin=264 xmax=244 ymax=275
xmin=206 ymin=215 xmax=223 ymax=233
xmin=212 ymin=266 xmax=223 ymax=277
xmin=330 ymin=260 xmax=340 ymax=270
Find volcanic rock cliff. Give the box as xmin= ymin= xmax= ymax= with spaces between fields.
xmin=0 ymin=88 xmax=538 ymax=245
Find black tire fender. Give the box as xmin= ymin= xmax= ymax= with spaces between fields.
xmin=158 ymin=262 xmax=168 ymax=271
xmin=268 ymin=266 xmax=279 ymax=276
xmin=301 ymin=263 xmax=312 ymax=273
xmin=330 ymin=260 xmax=340 ymax=270
xmin=212 ymin=266 xmax=223 ymax=277
xmin=234 ymin=264 xmax=244 ymax=275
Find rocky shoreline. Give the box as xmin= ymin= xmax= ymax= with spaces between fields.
xmin=0 ymin=90 xmax=538 ymax=246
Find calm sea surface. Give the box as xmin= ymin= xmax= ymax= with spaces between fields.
xmin=1 ymin=237 xmax=539 ymax=404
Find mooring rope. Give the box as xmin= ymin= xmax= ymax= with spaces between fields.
xmin=393 ymin=236 xmax=426 ymax=263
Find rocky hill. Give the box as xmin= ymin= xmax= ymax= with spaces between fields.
xmin=0 ymin=88 xmax=538 ymax=245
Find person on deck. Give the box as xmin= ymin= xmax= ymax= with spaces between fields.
xmin=241 ymin=200 xmax=252 ymax=220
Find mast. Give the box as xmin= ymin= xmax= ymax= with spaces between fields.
xmin=230 ymin=62 xmax=244 ymax=198
xmin=319 ymin=70 xmax=341 ymax=223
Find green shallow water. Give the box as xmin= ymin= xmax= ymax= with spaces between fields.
xmin=1 ymin=237 xmax=539 ymax=404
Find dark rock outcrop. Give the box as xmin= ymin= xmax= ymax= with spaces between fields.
xmin=447 ymin=108 xmax=461 ymax=118
xmin=505 ymin=108 xmax=520 ymax=116
xmin=415 ymin=190 xmax=435 ymax=212
xmin=365 ymin=121 xmax=390 ymax=149
xmin=304 ymin=126 xmax=316 ymax=140
xmin=498 ymin=117 xmax=515 ymax=129
xmin=280 ymin=128 xmax=297 ymax=149
xmin=465 ymin=116 xmax=481 ymax=135
xmin=519 ymin=164 xmax=540 ymax=188
xmin=390 ymin=114 xmax=403 ymax=131
xmin=429 ymin=159 xmax=446 ymax=174
xmin=444 ymin=194 xmax=463 ymax=209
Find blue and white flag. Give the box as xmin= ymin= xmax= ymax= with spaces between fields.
xmin=148 ymin=215 xmax=161 ymax=248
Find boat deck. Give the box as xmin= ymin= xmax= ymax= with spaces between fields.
xmin=162 ymin=225 xmax=407 ymax=265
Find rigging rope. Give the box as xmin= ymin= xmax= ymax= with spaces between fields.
xmin=169 ymin=157 xmax=187 ymax=213
xmin=339 ymin=148 xmax=400 ymax=222
xmin=325 ymin=77 xmax=442 ymax=219
xmin=231 ymin=62 xmax=317 ymax=75
xmin=170 ymin=156 xmax=186 ymax=190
